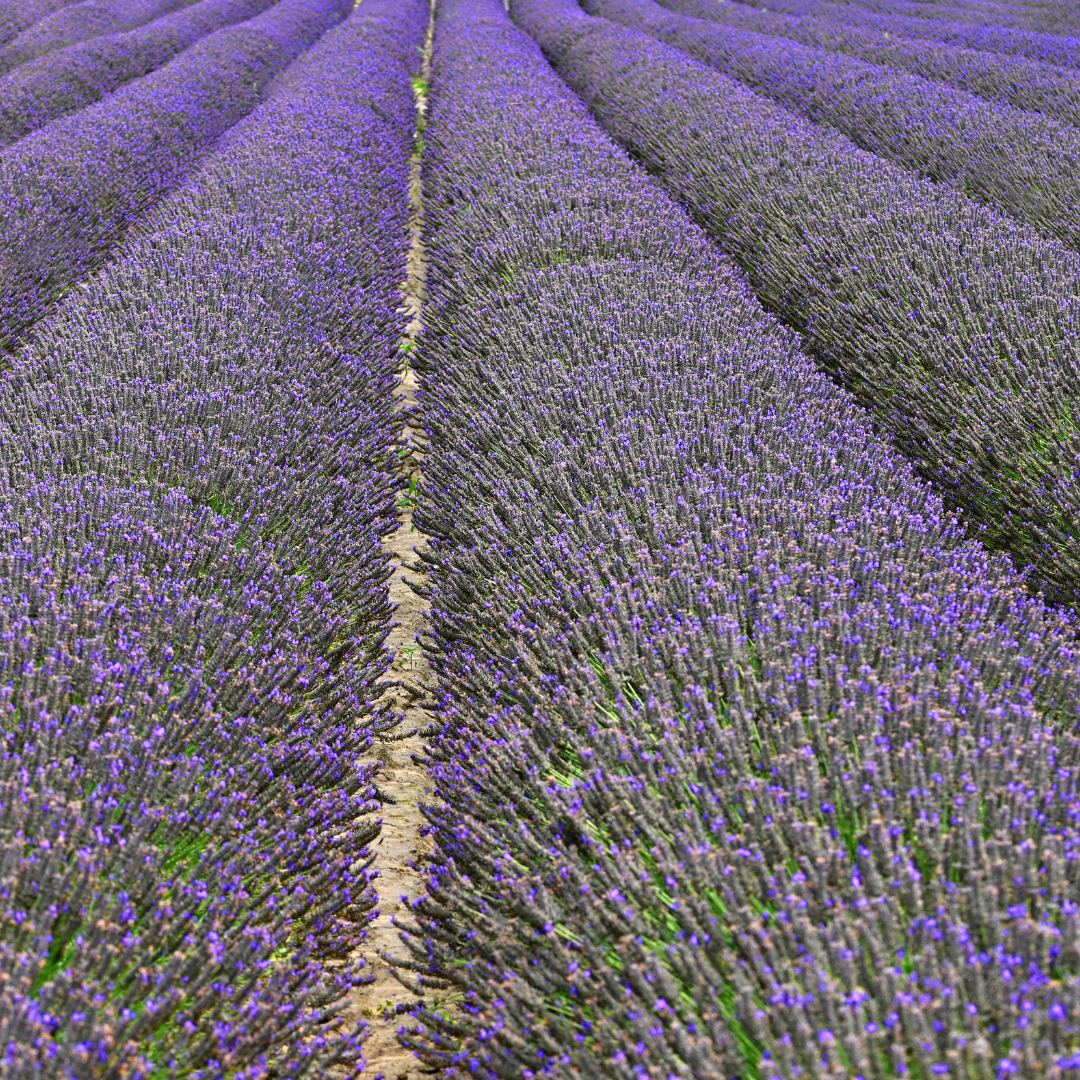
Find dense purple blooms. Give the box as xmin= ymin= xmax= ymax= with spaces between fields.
xmin=588 ymin=0 xmax=1080 ymax=252
xmin=800 ymin=0 xmax=1078 ymax=35
xmin=0 ymin=0 xmax=83 ymax=47
xmin=658 ymin=0 xmax=1080 ymax=137
xmin=514 ymin=0 xmax=1080 ymax=611
xmin=0 ymin=0 xmax=200 ymax=75
xmin=0 ymin=0 xmax=280 ymax=147
xmin=0 ymin=0 xmax=348 ymax=354
xmin=0 ymin=0 xmax=424 ymax=1070
xmin=741 ymin=0 xmax=1080 ymax=68
xmin=7 ymin=0 xmax=1080 ymax=1072
xmin=392 ymin=0 xmax=1080 ymax=1075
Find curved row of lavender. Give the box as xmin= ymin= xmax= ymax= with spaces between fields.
xmin=513 ymin=0 xmax=1080 ymax=613
xmin=816 ymin=0 xmax=1080 ymax=48
xmin=0 ymin=0 xmax=425 ymax=1070
xmin=933 ymin=0 xmax=1080 ymax=35
xmin=817 ymin=0 xmax=1075 ymax=35
xmin=587 ymin=0 xmax=1080 ymax=260
xmin=656 ymin=0 xmax=1080 ymax=130
xmin=0 ymin=0 xmax=82 ymax=47
xmin=741 ymin=0 xmax=1080 ymax=68
xmin=0 ymin=0 xmax=199 ymax=76
xmin=394 ymin=0 xmax=1080 ymax=1074
xmin=0 ymin=0 xmax=279 ymax=148
xmin=0 ymin=0 xmax=348 ymax=356
xmin=1022 ymin=1 xmax=1080 ymax=36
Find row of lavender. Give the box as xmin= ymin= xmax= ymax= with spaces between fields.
xmin=0 ymin=0 xmax=197 ymax=76
xmin=586 ymin=0 xmax=1080 ymax=253
xmin=816 ymin=0 xmax=1080 ymax=37
xmin=917 ymin=0 xmax=1078 ymax=34
xmin=663 ymin=0 xmax=1080 ymax=123
xmin=744 ymin=0 xmax=1080 ymax=69
xmin=0 ymin=0 xmax=347 ymax=354
xmin=500 ymin=0 xmax=1080 ymax=619
xmin=0 ymin=0 xmax=425 ymax=1071
xmin=0 ymin=0 xmax=281 ymax=148
xmin=0 ymin=0 xmax=81 ymax=47
xmin=394 ymin=0 xmax=1080 ymax=1076
xmin=580 ymin=0 xmax=1080 ymax=614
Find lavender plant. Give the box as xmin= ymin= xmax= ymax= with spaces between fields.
xmin=0 ymin=0 xmax=348 ymax=354
xmin=656 ymin=0 xmax=1080 ymax=129
xmin=833 ymin=0 xmax=1062 ymax=32
xmin=803 ymin=0 xmax=1074 ymax=35
xmin=0 ymin=479 xmax=379 ymax=1075
xmin=391 ymin=0 xmax=1080 ymax=1076
xmin=0 ymin=0 xmax=426 ymax=1070
xmin=586 ymin=0 xmax=1080 ymax=258
xmin=512 ymin=0 xmax=1080 ymax=611
xmin=0 ymin=0 xmax=199 ymax=75
xmin=0 ymin=0 xmax=281 ymax=149
xmin=738 ymin=0 xmax=1080 ymax=68
xmin=0 ymin=0 xmax=84 ymax=47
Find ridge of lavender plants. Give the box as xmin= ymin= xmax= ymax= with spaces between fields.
xmin=734 ymin=0 xmax=1080 ymax=68
xmin=387 ymin=0 xmax=1080 ymax=1075
xmin=0 ymin=0 xmax=425 ymax=1070
xmin=0 ymin=0 xmax=349 ymax=355
xmin=798 ymin=0 xmax=1078 ymax=36
xmin=509 ymin=0 xmax=1080 ymax=612
xmin=0 ymin=0 xmax=280 ymax=147
xmin=0 ymin=0 xmax=201 ymax=76
xmin=655 ymin=0 xmax=1080 ymax=129
xmin=0 ymin=0 xmax=85 ymax=48
xmin=585 ymin=0 xmax=1080 ymax=255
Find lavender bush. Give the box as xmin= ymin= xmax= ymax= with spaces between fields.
xmin=587 ymin=0 xmax=1080 ymax=257
xmin=512 ymin=0 xmax=1080 ymax=612
xmin=0 ymin=0 xmax=348 ymax=354
xmin=657 ymin=0 xmax=1080 ymax=129
xmin=0 ymin=0 xmax=199 ymax=75
xmin=807 ymin=0 xmax=1075 ymax=35
xmin=738 ymin=0 xmax=1080 ymax=68
xmin=0 ymin=0 xmax=279 ymax=148
xmin=0 ymin=0 xmax=425 ymax=1070
xmin=390 ymin=0 xmax=1080 ymax=1076
xmin=0 ymin=0 xmax=83 ymax=47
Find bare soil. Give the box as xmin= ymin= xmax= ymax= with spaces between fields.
xmin=341 ymin=34 xmax=436 ymax=1078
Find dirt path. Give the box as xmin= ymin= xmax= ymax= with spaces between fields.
xmin=344 ymin=18 xmax=435 ymax=1077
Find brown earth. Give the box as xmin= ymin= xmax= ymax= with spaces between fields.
xmin=341 ymin=21 xmax=438 ymax=1076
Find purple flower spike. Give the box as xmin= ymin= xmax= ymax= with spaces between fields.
xmin=587 ymin=0 xmax=1080 ymax=256
xmin=516 ymin=0 xmax=1080 ymax=608
xmin=391 ymin=0 xmax=1080 ymax=1075
xmin=0 ymin=0 xmax=283 ymax=148
xmin=654 ymin=0 xmax=1080 ymax=129
xmin=0 ymin=0 xmax=351 ymax=352
xmin=0 ymin=0 xmax=425 ymax=1070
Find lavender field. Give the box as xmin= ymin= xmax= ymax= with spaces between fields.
xmin=4 ymin=0 xmax=1080 ymax=1074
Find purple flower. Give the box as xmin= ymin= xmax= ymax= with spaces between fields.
xmin=0 ymin=0 xmax=350 ymax=349
xmin=0 ymin=0 xmax=423 ymax=1068
xmin=0 ymin=0 xmax=282 ymax=148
